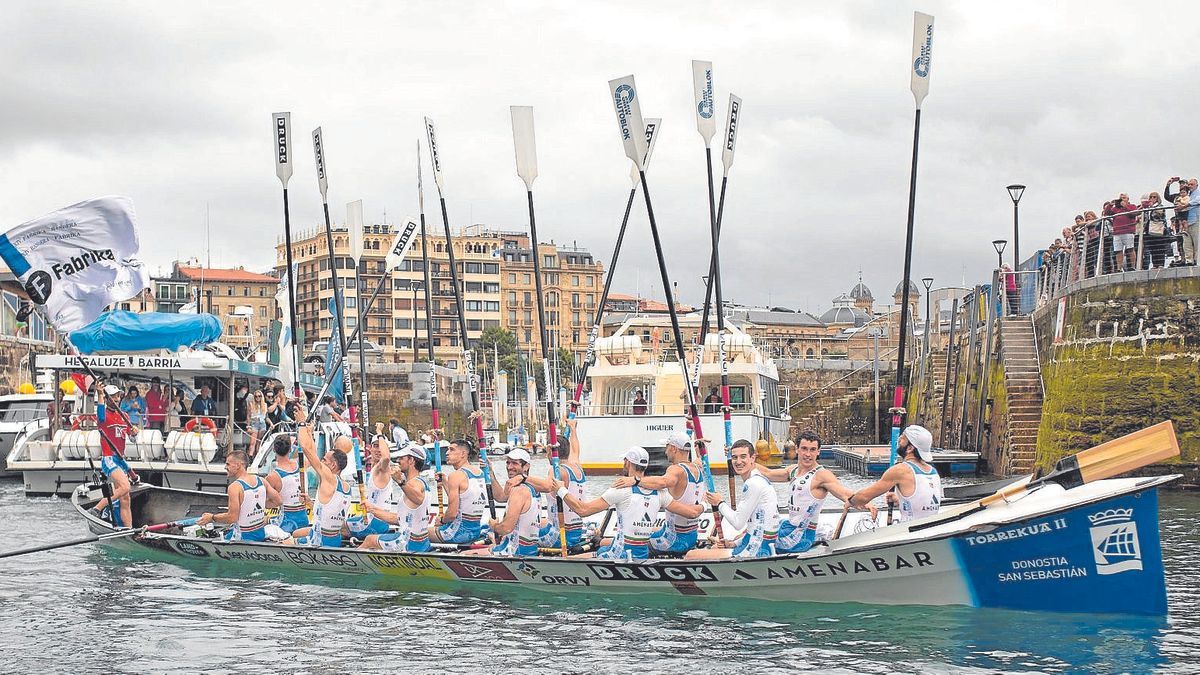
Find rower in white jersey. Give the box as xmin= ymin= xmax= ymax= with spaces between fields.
xmin=430 ymin=439 xmax=489 ymax=544
xmin=689 ymin=440 xmax=780 ymax=560
xmin=611 ymin=431 xmax=706 ymax=556
xmin=556 ymin=447 xmax=703 ymax=561
xmin=537 ymin=418 xmax=588 ymax=549
xmin=285 ymin=408 xmax=352 ymax=547
xmin=468 ymin=447 xmax=540 ymax=557
xmin=264 ymin=435 xmax=310 ymax=534
xmin=848 ymin=425 xmax=943 ymax=523
xmin=197 ymin=451 xmax=281 ymax=542
xmin=359 ymin=441 xmax=434 ymax=553
xmin=758 ymin=430 xmax=877 ymax=553
xmin=345 ymin=433 xmax=398 ymax=540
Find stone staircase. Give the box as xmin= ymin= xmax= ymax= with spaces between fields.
xmin=997 ymin=316 xmax=1044 ymax=474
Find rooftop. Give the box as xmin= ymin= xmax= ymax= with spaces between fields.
xmin=175 ymin=265 xmax=278 ymax=284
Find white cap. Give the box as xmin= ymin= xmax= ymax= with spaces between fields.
xmin=103 ymin=384 xmax=121 ymax=396
xmin=623 ymin=446 xmax=650 ymax=468
xmin=505 ymin=447 xmax=532 ymax=464
xmin=903 ymin=425 xmax=934 ymax=462
xmin=395 ymin=442 xmax=427 ymax=462
xmin=660 ymin=431 xmax=691 ymax=450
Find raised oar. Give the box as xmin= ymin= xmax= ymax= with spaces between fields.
xmin=424 ymin=117 xmax=496 ymax=521
xmin=311 ymin=128 xmax=365 ymax=510
xmin=607 ymin=74 xmax=724 ymax=539
xmin=416 ymin=140 xmax=446 ymax=519
xmin=345 ymin=200 xmax=371 ymax=511
xmin=565 ymin=118 xmax=661 ymax=431
xmin=689 ymin=59 xmax=718 ymax=410
xmin=712 ymin=92 xmax=742 ymax=503
xmin=889 ymin=12 xmax=936 ymax=467
xmin=510 ymin=105 xmax=567 ymax=556
xmin=272 ymin=112 xmax=307 ymax=496
xmin=0 ymin=517 xmax=200 ymax=561
xmin=910 ymin=421 xmax=1179 ymax=533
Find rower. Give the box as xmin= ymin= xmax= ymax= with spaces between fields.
xmin=554 ymin=447 xmax=702 ymax=561
xmin=467 ymin=447 xmax=540 ymax=557
xmin=264 ymin=435 xmax=309 ymax=534
xmin=847 ymin=425 xmax=943 ymax=523
xmin=345 ymin=432 xmax=398 ymax=541
xmin=612 ymin=431 xmax=705 ymax=556
xmin=285 ymin=408 xmax=352 ymax=547
xmin=359 ymin=441 xmax=434 ymax=553
xmin=429 ymin=439 xmax=489 ymax=544
xmin=757 ymin=430 xmax=877 ymax=552
xmin=196 ymin=450 xmax=281 ymax=541
xmin=689 ymin=439 xmax=780 ymax=560
xmin=537 ymin=417 xmax=588 ymax=549
xmin=90 ymin=384 xmax=135 ymax=528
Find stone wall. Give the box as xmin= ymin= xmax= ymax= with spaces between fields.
xmin=353 ymin=362 xmax=471 ymax=437
xmin=0 ymin=336 xmax=56 ymax=393
xmin=778 ymin=361 xmax=894 ymax=444
xmin=1031 ymin=271 xmax=1200 ymax=484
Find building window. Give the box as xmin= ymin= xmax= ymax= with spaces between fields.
xmin=543 ymin=255 xmax=556 ymax=268
xmin=523 ymin=292 xmax=532 ymax=304
xmin=524 ymin=330 xmax=532 ymax=342
xmin=507 ymin=291 xmax=517 ymax=304
xmin=587 ymin=276 xmax=594 ymax=287
xmin=483 ymin=282 xmax=500 ymax=293
xmin=572 ymin=275 xmax=580 ymax=287
xmin=484 ymin=301 xmax=499 ymax=311
xmin=523 ymin=310 xmax=532 ymax=324
xmin=508 ymin=310 xmax=517 ymax=323
xmin=522 ymin=273 xmax=531 ymax=284
xmin=260 ymin=306 xmax=267 ymax=318
xmin=508 ymin=273 xmax=516 ymax=283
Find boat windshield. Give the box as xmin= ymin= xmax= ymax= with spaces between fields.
xmin=0 ymin=400 xmax=46 ymax=424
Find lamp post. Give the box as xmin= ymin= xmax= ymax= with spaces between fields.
xmin=992 ymin=239 xmax=1007 ymax=269
xmin=1006 ymin=184 xmax=1026 ymax=267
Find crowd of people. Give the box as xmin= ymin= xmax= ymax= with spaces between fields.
xmin=1044 ymin=176 xmax=1198 ymax=279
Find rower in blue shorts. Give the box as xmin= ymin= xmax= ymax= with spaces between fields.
xmin=468 ymin=447 xmax=540 ymax=557
xmin=197 ymin=451 xmax=281 ymax=542
xmin=359 ymin=442 xmax=434 ymax=553
xmin=345 ymin=435 xmax=398 ymax=540
xmin=612 ymin=431 xmax=706 ymax=556
xmin=264 ymin=435 xmax=310 ymax=534
xmin=430 ymin=439 xmax=489 ymax=545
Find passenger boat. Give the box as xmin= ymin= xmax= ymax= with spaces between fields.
xmin=68 ymin=472 xmax=1177 ymax=615
xmin=575 ymin=316 xmax=790 ymax=473
xmin=0 ymin=390 xmax=55 ymax=477
xmin=7 ymin=346 xmax=326 ymax=496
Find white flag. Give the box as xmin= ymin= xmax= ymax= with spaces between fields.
xmin=275 ymin=265 xmax=297 ymax=391
xmin=0 ymin=196 xmax=150 ymax=333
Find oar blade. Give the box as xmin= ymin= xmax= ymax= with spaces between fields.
xmin=510 ymin=105 xmax=538 ymax=190
xmin=424 ymin=116 xmax=446 ymax=193
xmin=346 ymin=200 xmax=364 ymax=263
xmin=910 ymin=12 xmax=935 ymax=109
xmin=312 ymin=127 xmax=329 ymax=200
xmin=721 ymin=94 xmax=741 ymax=175
xmin=691 ymin=60 xmax=716 ymax=144
xmin=628 ymin=117 xmax=662 ymax=187
xmin=385 ymin=217 xmax=421 ymax=271
xmin=272 ymin=112 xmax=293 ymax=187
xmin=1071 ymin=420 xmax=1180 ymax=485
xmin=607 ymin=75 xmax=648 ymax=170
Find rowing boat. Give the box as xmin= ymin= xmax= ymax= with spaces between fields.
xmin=67 ymin=473 xmax=1176 ymax=615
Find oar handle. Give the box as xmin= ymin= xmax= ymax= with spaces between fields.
xmin=831 ymin=502 xmax=852 ymax=540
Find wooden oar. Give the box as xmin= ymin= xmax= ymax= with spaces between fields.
xmin=0 ymin=518 xmax=199 ymax=560
xmin=831 ymin=502 xmax=852 ymax=540
xmin=910 ymin=421 xmax=1179 ymax=532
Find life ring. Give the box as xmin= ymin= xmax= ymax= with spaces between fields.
xmin=71 ymin=414 xmax=97 ymax=430
xmin=185 ymin=417 xmax=218 ymax=434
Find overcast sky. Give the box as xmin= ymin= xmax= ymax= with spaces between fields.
xmin=2 ymin=1 xmax=1197 ymax=316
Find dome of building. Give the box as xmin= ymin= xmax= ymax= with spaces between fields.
xmin=849 ymin=272 xmax=873 ymax=301
xmin=893 ymin=279 xmax=921 ymax=299
xmin=819 ymin=294 xmax=871 ymax=326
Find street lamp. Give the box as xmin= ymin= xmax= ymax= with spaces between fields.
xmin=992 ymin=239 xmax=1007 ymax=269
xmin=1006 ymin=184 xmax=1026 ymax=267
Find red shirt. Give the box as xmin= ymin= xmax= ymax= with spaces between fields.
xmin=145 ymin=387 xmax=168 ymax=423
xmin=98 ymin=409 xmax=130 ymax=457
xmin=1106 ymin=202 xmax=1138 ymax=236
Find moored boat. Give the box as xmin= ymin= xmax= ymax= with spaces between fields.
xmin=67 ymin=473 xmax=1176 ymax=615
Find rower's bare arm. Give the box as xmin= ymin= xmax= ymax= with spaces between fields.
xmin=757 ymin=464 xmax=792 ymax=482
xmin=666 ymin=498 xmax=704 ymax=519
xmin=523 ymin=475 xmax=553 ymax=493
xmin=562 ymin=492 xmax=607 ymax=518
xmin=441 ymin=473 xmax=463 ymax=521
xmin=850 ymin=465 xmax=905 ymax=506
xmin=564 ymin=417 xmax=580 ymax=464
xmin=400 ymin=476 xmax=425 ymax=507
xmin=485 ymin=461 xmax=510 ymax=502
xmin=264 ymin=470 xmax=282 ymax=493
xmin=213 ymin=485 xmax=243 ymax=525
xmin=369 ymin=503 xmax=401 ymax=525
xmin=264 ymin=480 xmax=282 ymax=509
xmin=492 ymin=487 xmax=528 ymax=536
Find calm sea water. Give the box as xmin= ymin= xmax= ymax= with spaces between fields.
xmin=0 ymin=464 xmax=1197 ymax=674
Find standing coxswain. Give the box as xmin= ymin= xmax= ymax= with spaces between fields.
xmin=345 ymin=434 xmax=398 ymax=540
xmin=197 ymin=450 xmax=281 ymax=542
xmin=757 ymin=430 xmax=877 ymax=552
xmin=264 ymin=435 xmax=309 ymax=534
xmin=90 ymin=384 xmax=137 ymax=528
xmin=285 ymin=408 xmax=352 ymax=547
xmin=359 ymin=442 xmax=434 ymax=553
xmin=429 ymin=439 xmax=489 ymax=544
xmin=847 ymin=425 xmax=943 ymax=523
xmin=611 ymin=431 xmax=706 ymax=556
xmin=689 ymin=439 xmax=780 ymax=559
xmin=555 ymin=447 xmax=702 ymax=561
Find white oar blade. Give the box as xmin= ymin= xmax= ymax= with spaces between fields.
xmin=272 ymin=112 xmax=293 ymax=187
xmin=312 ymin=127 xmax=329 ymax=200
xmin=910 ymin=12 xmax=935 ymax=109
xmin=510 ymin=105 xmax=538 ymax=190
xmin=629 ymin=117 xmax=662 ymax=188
xmin=424 ymin=116 xmax=446 ymax=193
xmin=721 ymin=94 xmax=741 ymax=175
xmin=346 ymin=200 xmax=364 ymax=262
xmin=691 ymin=60 xmax=716 ymax=145
xmin=385 ymin=217 xmax=421 ymax=270
xmin=607 ymin=75 xmax=648 ymax=170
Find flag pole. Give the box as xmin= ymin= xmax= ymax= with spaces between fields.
xmin=566 ymin=119 xmax=661 ymax=428
xmin=424 ymin=117 xmax=497 ymax=521
xmin=608 ymin=74 xmax=724 ymax=539
xmin=416 ymin=139 xmax=446 ymax=518
xmin=890 ymin=11 xmax=936 ymax=477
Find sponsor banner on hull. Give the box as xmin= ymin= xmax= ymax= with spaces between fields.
xmin=953 ymin=489 xmax=1167 ymax=615
xmin=366 ymin=553 xmax=454 ymax=580
xmin=445 ymin=559 xmax=519 ymax=582
xmin=284 ymin=548 xmax=370 ymax=574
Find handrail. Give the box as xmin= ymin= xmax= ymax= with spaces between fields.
xmin=1029 ymin=313 xmax=1046 ymax=400
xmin=786 ymin=346 xmax=898 ymax=410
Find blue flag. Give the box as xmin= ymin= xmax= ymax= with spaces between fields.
xmin=324 ymin=297 xmax=345 ymax=404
